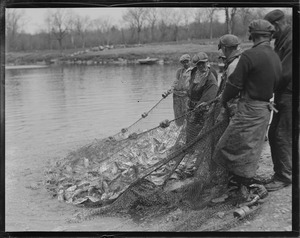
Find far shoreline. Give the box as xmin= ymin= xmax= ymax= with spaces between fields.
xmin=5 ymin=40 xmax=252 ymax=67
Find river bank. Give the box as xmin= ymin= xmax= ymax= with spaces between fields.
xmin=5 ymin=41 xmax=252 ymax=66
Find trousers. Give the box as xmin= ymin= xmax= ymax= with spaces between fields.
xmin=268 ymin=93 xmax=292 ymax=183
xmin=173 ymin=94 xmax=188 ymax=126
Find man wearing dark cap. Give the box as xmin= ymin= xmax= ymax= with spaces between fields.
xmin=217 ymin=34 xmax=243 ymax=95
xmin=186 ymin=52 xmax=218 ymax=143
xmin=171 ymin=54 xmax=192 ymax=127
xmin=212 ymin=20 xmax=282 ymax=190
xmin=264 ymin=9 xmax=293 ymax=191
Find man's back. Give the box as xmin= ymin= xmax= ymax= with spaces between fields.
xmin=228 ymin=43 xmax=282 ymax=102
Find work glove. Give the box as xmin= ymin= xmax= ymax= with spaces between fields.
xmin=216 ymin=107 xmax=228 ymax=123
xmin=159 ymin=119 xmax=170 ymax=128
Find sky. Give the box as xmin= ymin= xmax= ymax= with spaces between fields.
xmin=16 ymin=8 xmax=127 ymax=34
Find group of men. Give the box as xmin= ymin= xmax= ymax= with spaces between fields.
xmin=168 ymin=9 xmax=292 ymax=193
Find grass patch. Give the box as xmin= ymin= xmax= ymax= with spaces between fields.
xmin=6 ymin=41 xmax=253 ymax=65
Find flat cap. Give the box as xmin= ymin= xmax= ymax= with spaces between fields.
xmin=179 ymin=54 xmax=191 ymax=62
xmin=264 ymin=9 xmax=285 ymax=24
xmin=192 ymin=52 xmax=208 ymax=64
xmin=218 ymin=34 xmax=240 ymax=50
xmin=249 ymin=19 xmax=275 ymax=35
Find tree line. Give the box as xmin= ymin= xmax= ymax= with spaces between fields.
xmin=5 ymin=8 xmax=292 ymax=52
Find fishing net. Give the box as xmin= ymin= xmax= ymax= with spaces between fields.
xmin=44 ymin=85 xmax=260 ymax=230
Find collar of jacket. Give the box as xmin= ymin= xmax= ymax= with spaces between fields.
xmin=224 ymin=49 xmax=242 ymax=70
xmin=252 ymin=40 xmax=271 ymax=48
xmin=274 ymin=25 xmax=292 ymax=52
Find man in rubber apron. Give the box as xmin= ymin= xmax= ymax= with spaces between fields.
xmin=186 ymin=52 xmax=218 ymax=144
xmin=172 ymin=54 xmax=192 ymax=127
xmin=264 ymin=10 xmax=293 ymax=191
xmin=212 ymin=19 xmax=282 ymax=187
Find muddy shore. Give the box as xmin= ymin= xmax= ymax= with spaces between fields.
xmin=5 ymin=140 xmax=293 ymax=232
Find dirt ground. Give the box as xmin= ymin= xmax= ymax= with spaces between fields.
xmin=5 ymin=141 xmax=294 ymax=234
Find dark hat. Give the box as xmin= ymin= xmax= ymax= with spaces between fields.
xmin=248 ymin=19 xmax=275 ymax=35
xmin=218 ymin=34 xmax=240 ymax=50
xmin=192 ymin=52 xmax=208 ymax=64
xmin=179 ymin=54 xmax=191 ymax=62
xmin=264 ymin=9 xmax=285 ymax=24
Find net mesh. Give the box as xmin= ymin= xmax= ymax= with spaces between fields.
xmin=44 ymin=88 xmax=260 ymax=230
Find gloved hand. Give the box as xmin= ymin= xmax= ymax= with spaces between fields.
xmin=216 ymin=106 xmax=229 ymax=123
xmin=159 ymin=119 xmax=170 ymax=128
xmin=227 ymin=103 xmax=237 ymax=117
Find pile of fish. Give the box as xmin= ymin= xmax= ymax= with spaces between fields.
xmin=44 ymin=123 xmax=186 ymax=206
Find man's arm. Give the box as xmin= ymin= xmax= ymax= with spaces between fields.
xmin=276 ymin=39 xmax=292 ymax=93
xmin=221 ymin=53 xmax=250 ymax=106
xmin=197 ymin=74 xmax=218 ymax=105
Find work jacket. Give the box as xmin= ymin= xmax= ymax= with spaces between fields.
xmin=274 ymin=25 xmax=292 ymax=95
xmin=218 ymin=49 xmax=242 ymax=95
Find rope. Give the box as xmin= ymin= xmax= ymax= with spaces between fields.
xmin=125 ymin=95 xmax=221 ymax=140
xmin=94 ymin=95 xmax=222 ymax=164
xmin=111 ymin=95 xmax=169 ymax=138
xmin=131 ymin=115 xmax=229 ymax=186
xmin=107 ymin=113 xmax=229 ymax=207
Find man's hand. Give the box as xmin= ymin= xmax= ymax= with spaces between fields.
xmin=216 ymin=106 xmax=228 ymax=123
xmin=221 ymin=83 xmax=240 ymax=106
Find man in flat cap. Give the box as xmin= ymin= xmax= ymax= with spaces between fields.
xmin=186 ymin=52 xmax=218 ymax=143
xmin=212 ymin=19 xmax=282 ymax=190
xmin=217 ymin=34 xmax=243 ymax=95
xmin=170 ymin=54 xmax=192 ymax=126
xmin=264 ymin=9 xmax=293 ymax=191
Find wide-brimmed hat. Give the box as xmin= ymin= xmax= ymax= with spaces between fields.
xmin=218 ymin=34 xmax=240 ymax=50
xmin=264 ymin=9 xmax=285 ymax=24
xmin=192 ymin=52 xmax=208 ymax=64
xmin=179 ymin=54 xmax=191 ymax=62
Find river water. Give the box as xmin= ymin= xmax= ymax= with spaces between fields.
xmin=5 ymin=64 xmax=178 ymax=231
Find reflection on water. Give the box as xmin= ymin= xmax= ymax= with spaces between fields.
xmin=5 ymin=64 xmax=178 ymax=162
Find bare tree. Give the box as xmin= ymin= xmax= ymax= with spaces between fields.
xmin=93 ymin=18 xmax=104 ymax=45
xmin=100 ymin=18 xmax=112 ymax=45
xmin=191 ymin=8 xmax=206 ymax=39
xmin=5 ymin=9 xmax=25 ymax=51
xmin=47 ymin=9 xmax=72 ymax=53
xmin=181 ymin=8 xmax=193 ymax=41
xmin=145 ymin=8 xmax=159 ymax=42
xmin=169 ymin=9 xmax=183 ymax=42
xmin=224 ymin=7 xmax=238 ymax=34
xmin=237 ymin=8 xmax=254 ymax=38
xmin=122 ymin=8 xmax=147 ymax=44
xmin=205 ymin=8 xmax=218 ymax=40
xmin=74 ymin=14 xmax=91 ymax=49
xmin=253 ymin=8 xmax=267 ymax=19
xmin=66 ymin=11 xmax=77 ymax=49
xmin=44 ymin=12 xmax=54 ymax=50
xmin=158 ymin=8 xmax=173 ymax=41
